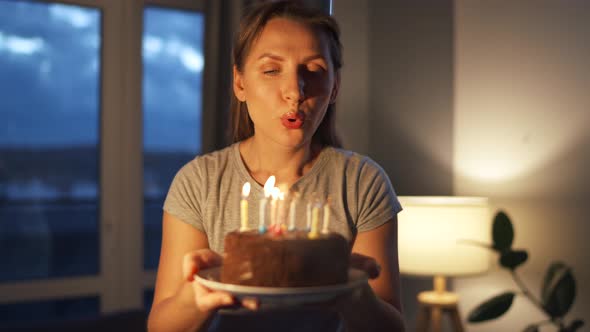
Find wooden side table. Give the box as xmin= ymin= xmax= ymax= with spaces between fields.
xmin=415 ymin=277 xmax=465 ymax=332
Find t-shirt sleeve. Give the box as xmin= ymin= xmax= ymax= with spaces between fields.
xmin=163 ymin=160 xmax=205 ymax=232
xmin=356 ymin=158 xmax=402 ymax=232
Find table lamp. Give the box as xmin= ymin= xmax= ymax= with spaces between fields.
xmin=397 ymin=196 xmax=490 ymax=332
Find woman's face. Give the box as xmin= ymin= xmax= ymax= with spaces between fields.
xmin=233 ymin=17 xmax=339 ymax=150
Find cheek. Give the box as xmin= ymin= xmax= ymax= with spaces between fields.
xmin=243 ymin=78 xmax=277 ymax=102
xmin=243 ymin=87 xmax=272 ymax=122
xmin=249 ymin=84 xmax=271 ymax=99
xmin=243 ymin=79 xmax=282 ymax=109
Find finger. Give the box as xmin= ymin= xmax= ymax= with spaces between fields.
xmin=350 ymin=253 xmax=380 ymax=279
xmin=198 ymin=250 xmax=223 ymax=267
xmin=196 ymin=291 xmax=234 ymax=312
xmin=192 ymin=280 xmax=212 ymax=298
xmin=241 ymin=297 xmax=259 ymax=311
xmin=192 ymin=280 xmax=234 ymax=311
xmin=182 ymin=253 xmax=199 ymax=281
xmin=363 ymin=261 xmax=381 ymax=279
xmin=349 ymin=252 xmax=372 ymax=266
xmin=183 ymin=250 xmax=223 ymax=281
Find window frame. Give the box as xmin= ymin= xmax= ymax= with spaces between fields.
xmin=0 ymin=0 xmax=220 ymax=316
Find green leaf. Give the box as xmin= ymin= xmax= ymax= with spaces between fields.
xmin=492 ymin=211 xmax=514 ymax=252
xmin=568 ymin=319 xmax=584 ymax=331
xmin=468 ymin=292 xmax=515 ymax=323
xmin=523 ymin=324 xmax=539 ymax=332
xmin=542 ymin=264 xmax=576 ymax=317
xmin=542 ymin=262 xmax=568 ymax=299
xmin=499 ymin=249 xmax=528 ymax=270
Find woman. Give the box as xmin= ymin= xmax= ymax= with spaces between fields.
xmin=148 ymin=1 xmax=405 ymax=331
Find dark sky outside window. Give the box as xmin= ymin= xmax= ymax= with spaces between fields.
xmin=0 ymin=0 xmax=205 ymax=323
xmin=0 ymin=1 xmax=101 ymax=202
xmin=143 ymin=7 xmax=203 ymax=154
xmin=0 ymin=1 xmax=100 ymax=148
xmin=143 ymin=7 xmax=204 ymax=270
xmin=0 ymin=2 xmax=203 ymax=153
xmin=0 ymin=0 xmax=203 ymax=280
xmin=0 ymin=2 xmax=204 ymax=201
xmin=0 ymin=0 xmax=101 ymax=283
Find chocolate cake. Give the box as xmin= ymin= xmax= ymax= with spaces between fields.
xmin=221 ymin=230 xmax=350 ymax=287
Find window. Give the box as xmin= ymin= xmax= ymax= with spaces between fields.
xmin=142 ymin=6 xmax=204 ymax=270
xmin=0 ymin=0 xmax=101 ymax=283
xmin=0 ymin=0 xmax=219 ymax=327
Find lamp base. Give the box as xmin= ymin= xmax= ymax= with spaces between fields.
xmin=418 ymin=290 xmax=459 ymax=306
xmin=416 ymin=291 xmax=464 ymax=332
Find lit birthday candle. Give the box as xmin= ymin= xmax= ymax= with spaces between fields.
xmin=306 ymin=193 xmax=315 ymax=231
xmin=240 ymin=182 xmax=251 ymax=231
xmin=278 ymin=191 xmax=286 ymax=226
xmin=259 ymin=176 xmax=275 ymax=233
xmin=270 ymin=187 xmax=280 ymax=227
xmin=322 ymin=197 xmax=331 ymax=234
xmin=288 ymin=192 xmax=299 ymax=231
xmin=276 ymin=184 xmax=288 ymax=228
xmin=308 ymin=200 xmax=320 ymax=239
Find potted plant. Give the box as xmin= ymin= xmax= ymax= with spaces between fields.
xmin=466 ymin=211 xmax=584 ymax=332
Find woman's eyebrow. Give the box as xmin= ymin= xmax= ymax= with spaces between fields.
xmin=301 ymin=54 xmax=325 ymax=62
xmin=256 ymin=53 xmax=283 ymax=61
xmin=256 ymin=53 xmax=326 ymax=62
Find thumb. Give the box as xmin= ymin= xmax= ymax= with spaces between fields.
xmin=183 ymin=249 xmax=223 ymax=281
xmin=350 ymin=253 xmax=381 ymax=279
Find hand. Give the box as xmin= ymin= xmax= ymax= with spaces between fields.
xmin=182 ymin=249 xmax=259 ymax=312
xmin=350 ymin=252 xmax=381 ymax=279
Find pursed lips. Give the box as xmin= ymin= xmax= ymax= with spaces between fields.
xmin=280 ymin=111 xmax=306 ymax=129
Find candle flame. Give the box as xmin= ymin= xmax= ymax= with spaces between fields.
xmin=242 ymin=182 xmax=251 ymax=197
xmin=270 ymin=186 xmax=280 ymax=200
xmin=264 ymin=176 xmax=276 ymax=197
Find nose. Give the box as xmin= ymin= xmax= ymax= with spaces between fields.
xmin=282 ymin=70 xmax=305 ymax=105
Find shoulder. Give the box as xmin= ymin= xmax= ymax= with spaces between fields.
xmin=327 ymin=147 xmax=389 ymax=179
xmin=326 ymin=147 xmax=397 ymax=200
xmin=177 ymin=144 xmax=237 ymax=179
xmin=165 ymin=144 xmax=239 ymax=209
xmin=327 ymin=148 xmax=402 ymax=231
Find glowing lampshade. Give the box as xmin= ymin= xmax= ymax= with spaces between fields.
xmin=398 ymin=196 xmax=490 ymax=277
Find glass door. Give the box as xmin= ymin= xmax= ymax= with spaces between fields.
xmin=0 ymin=0 xmax=213 ymax=327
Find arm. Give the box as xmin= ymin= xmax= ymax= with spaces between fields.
xmin=147 ymin=212 xmax=235 ymax=332
xmin=339 ymin=217 xmax=405 ymax=332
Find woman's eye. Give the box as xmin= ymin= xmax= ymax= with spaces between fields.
xmin=263 ymin=69 xmax=279 ymax=75
xmin=307 ymin=64 xmax=326 ymax=73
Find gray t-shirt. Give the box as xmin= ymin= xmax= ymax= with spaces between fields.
xmin=164 ymin=142 xmax=402 ymax=254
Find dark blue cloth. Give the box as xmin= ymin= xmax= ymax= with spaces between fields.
xmin=208 ymin=308 xmax=344 ymax=332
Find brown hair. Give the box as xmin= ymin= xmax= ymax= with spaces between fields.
xmin=229 ymin=0 xmax=343 ymax=148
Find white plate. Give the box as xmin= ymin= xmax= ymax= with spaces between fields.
xmin=195 ymin=267 xmax=367 ymax=308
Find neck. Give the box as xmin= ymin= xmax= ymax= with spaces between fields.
xmin=240 ymin=136 xmax=321 ymax=187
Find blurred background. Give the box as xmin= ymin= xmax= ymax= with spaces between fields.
xmin=0 ymin=0 xmax=588 ymax=331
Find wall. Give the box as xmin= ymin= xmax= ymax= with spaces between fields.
xmin=335 ymin=0 xmax=589 ymax=331
xmin=335 ymin=1 xmax=455 ymax=330
xmin=454 ymin=1 xmax=590 ymax=331
xmin=332 ymin=0 xmax=370 ymax=154
xmin=366 ymin=2 xmax=454 ymax=197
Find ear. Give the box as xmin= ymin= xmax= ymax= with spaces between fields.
xmin=329 ymin=71 xmax=340 ymax=104
xmin=233 ymin=65 xmax=246 ymax=102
